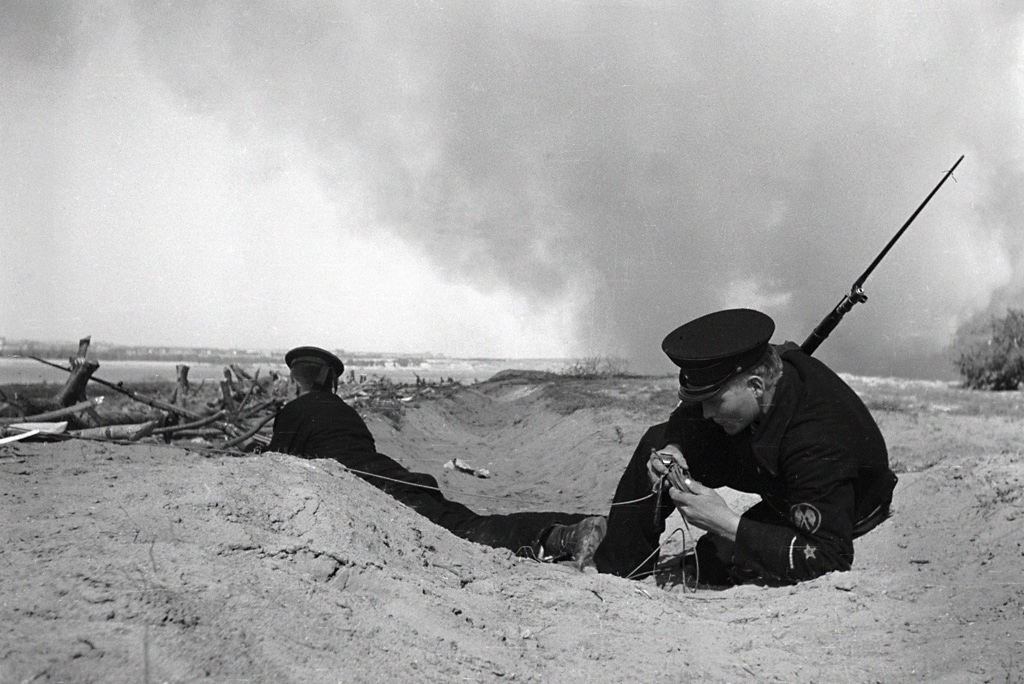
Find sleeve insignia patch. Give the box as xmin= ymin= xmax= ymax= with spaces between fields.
xmin=790 ymin=503 xmax=822 ymax=533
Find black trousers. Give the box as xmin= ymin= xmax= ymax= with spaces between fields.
xmin=350 ymin=451 xmax=590 ymax=557
xmin=591 ymin=423 xmax=674 ymax=577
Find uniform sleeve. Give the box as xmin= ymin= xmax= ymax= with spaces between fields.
xmin=732 ymin=438 xmax=857 ymax=582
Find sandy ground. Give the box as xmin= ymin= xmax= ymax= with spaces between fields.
xmin=2 ymin=374 xmax=1023 ymax=683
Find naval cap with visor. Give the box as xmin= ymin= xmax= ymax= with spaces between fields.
xmin=661 ymin=309 xmax=775 ymax=403
xmin=285 ymin=346 xmax=345 ymax=387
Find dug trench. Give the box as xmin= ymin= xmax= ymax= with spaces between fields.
xmin=1 ymin=373 xmax=1022 ymax=683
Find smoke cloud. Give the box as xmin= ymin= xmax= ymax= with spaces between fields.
xmin=3 ymin=1 xmax=1022 ymax=376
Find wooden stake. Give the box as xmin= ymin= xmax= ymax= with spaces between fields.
xmin=222 ymin=368 xmax=236 ymax=394
xmin=220 ymin=380 xmax=236 ymax=413
xmin=74 ymin=336 xmax=91 ymax=362
xmin=54 ymin=359 xmax=99 ymax=408
xmin=172 ymin=364 xmax=190 ymax=406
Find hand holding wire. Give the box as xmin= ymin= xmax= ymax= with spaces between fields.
xmin=665 ymin=461 xmax=697 ymax=494
xmin=648 ymin=445 xmax=684 ymax=488
xmin=649 ymin=446 xmax=691 ymax=523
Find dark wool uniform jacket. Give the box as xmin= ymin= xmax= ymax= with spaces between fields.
xmin=267 ymin=391 xmax=379 ymax=467
xmin=664 ymin=347 xmax=897 ymax=582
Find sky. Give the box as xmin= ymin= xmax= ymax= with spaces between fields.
xmin=1 ymin=1 xmax=1022 ymax=378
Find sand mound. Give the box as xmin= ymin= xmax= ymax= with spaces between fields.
xmin=2 ymin=375 xmax=1022 ymax=683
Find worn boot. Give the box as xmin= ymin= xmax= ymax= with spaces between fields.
xmin=538 ymin=516 xmax=607 ymax=570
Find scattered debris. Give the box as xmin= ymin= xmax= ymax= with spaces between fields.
xmin=443 ymin=458 xmax=492 ymax=478
xmin=339 ymin=374 xmax=464 ymax=412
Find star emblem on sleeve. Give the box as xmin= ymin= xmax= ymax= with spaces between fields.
xmin=803 ymin=544 xmax=817 ymax=560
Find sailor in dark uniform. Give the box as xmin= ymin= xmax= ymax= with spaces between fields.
xmin=268 ymin=346 xmax=605 ymax=566
xmin=590 ymin=309 xmax=898 ymax=583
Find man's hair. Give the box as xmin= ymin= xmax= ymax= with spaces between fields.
xmin=289 ymin=360 xmax=338 ymax=391
xmin=731 ymin=345 xmax=783 ymax=392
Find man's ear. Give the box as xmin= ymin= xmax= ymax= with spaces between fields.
xmin=747 ymin=374 xmax=765 ymax=397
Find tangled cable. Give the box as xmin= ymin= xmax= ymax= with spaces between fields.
xmin=328 ymin=460 xmax=657 ymax=508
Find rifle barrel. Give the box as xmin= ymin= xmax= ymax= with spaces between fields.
xmin=852 ymin=155 xmax=964 ymax=291
xmin=801 ymin=155 xmax=964 ymax=355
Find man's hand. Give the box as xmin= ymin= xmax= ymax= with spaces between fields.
xmin=668 ymin=480 xmax=741 ymax=542
xmin=647 ymin=444 xmax=685 ymax=489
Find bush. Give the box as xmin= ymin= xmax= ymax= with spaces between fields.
xmin=953 ymin=308 xmax=1024 ymax=390
xmin=560 ymin=355 xmax=630 ymax=378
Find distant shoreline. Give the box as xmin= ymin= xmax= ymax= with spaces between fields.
xmin=0 ymin=356 xmax=572 ymax=387
xmin=0 ymin=342 xmax=567 ymax=367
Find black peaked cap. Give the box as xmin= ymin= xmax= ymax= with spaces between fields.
xmin=284 ymin=346 xmax=345 ymax=377
xmin=661 ymin=309 xmax=775 ymax=402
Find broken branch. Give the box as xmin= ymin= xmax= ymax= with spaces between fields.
xmin=234 ymin=367 xmax=261 ymax=415
xmin=70 ymin=421 xmax=157 ymax=442
xmin=222 ymin=411 xmax=277 ymax=449
xmin=151 ymin=410 xmax=226 ymax=436
xmin=0 ymin=398 xmax=105 ymax=425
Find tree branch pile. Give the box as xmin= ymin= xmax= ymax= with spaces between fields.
xmin=2 ymin=339 xmax=464 ymax=449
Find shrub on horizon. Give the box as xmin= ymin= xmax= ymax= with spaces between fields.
xmin=561 ymin=355 xmax=630 ymax=378
xmin=953 ymin=308 xmax=1024 ymax=390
